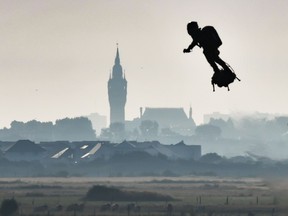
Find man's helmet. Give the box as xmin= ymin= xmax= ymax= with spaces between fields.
xmin=187 ymin=21 xmax=199 ymax=35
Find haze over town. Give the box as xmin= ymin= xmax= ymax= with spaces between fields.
xmin=1 ymin=0 xmax=288 ymax=128
xmin=1 ymin=2 xmax=288 ymax=215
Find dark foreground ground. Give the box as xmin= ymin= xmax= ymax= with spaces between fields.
xmin=0 ymin=176 xmax=287 ymax=215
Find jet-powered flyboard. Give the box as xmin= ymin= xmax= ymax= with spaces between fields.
xmin=211 ymin=63 xmax=240 ymax=91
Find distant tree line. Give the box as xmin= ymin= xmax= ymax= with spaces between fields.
xmin=2 ymin=114 xmax=286 ymax=144
xmin=101 ymin=120 xmax=160 ymax=142
xmin=208 ymin=116 xmax=288 ymax=140
xmin=100 ymin=115 xmax=288 ymax=143
xmin=0 ymin=117 xmax=96 ymax=142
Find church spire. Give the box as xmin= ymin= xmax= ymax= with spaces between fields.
xmin=115 ymin=44 xmax=120 ymax=65
xmin=112 ymin=44 xmax=123 ymax=78
xmin=108 ymin=45 xmax=127 ymax=125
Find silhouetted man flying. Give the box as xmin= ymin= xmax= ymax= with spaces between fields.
xmin=183 ymin=21 xmax=239 ymax=91
xmin=183 ymin=21 xmax=230 ymax=73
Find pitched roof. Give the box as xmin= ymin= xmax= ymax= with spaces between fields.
xmin=7 ymin=140 xmax=46 ymax=154
xmin=168 ymin=141 xmax=201 ymax=160
xmin=141 ymin=108 xmax=191 ymax=128
xmin=114 ymin=140 xmax=136 ymax=150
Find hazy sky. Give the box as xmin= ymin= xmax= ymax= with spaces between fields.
xmin=1 ymin=0 xmax=288 ymax=128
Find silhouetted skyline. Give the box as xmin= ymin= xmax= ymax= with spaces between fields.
xmin=1 ymin=1 xmax=288 ymax=128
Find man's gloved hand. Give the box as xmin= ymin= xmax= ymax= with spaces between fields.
xmin=183 ymin=48 xmax=191 ymax=53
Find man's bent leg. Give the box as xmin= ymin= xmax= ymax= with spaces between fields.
xmin=215 ymin=55 xmax=232 ymax=72
xmin=203 ymin=51 xmax=220 ymax=73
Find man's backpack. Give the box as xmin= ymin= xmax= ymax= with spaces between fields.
xmin=201 ymin=26 xmax=222 ymax=48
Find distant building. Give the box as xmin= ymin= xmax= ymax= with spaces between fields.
xmin=108 ymin=47 xmax=127 ymax=125
xmin=203 ymin=112 xmax=230 ymax=123
xmin=86 ymin=113 xmax=107 ymax=136
xmin=140 ymin=107 xmax=196 ymax=136
xmin=30 ymin=140 xmax=202 ymax=161
xmin=5 ymin=140 xmax=47 ymax=161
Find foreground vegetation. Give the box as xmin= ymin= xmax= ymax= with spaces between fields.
xmin=0 ymin=176 xmax=287 ymax=215
xmin=85 ymin=185 xmax=174 ymax=201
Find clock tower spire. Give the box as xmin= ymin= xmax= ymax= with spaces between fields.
xmin=108 ymin=46 xmax=127 ymax=125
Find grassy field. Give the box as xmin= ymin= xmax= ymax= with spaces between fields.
xmin=0 ymin=176 xmax=287 ymax=215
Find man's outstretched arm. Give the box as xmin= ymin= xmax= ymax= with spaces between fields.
xmin=183 ymin=40 xmax=197 ymax=53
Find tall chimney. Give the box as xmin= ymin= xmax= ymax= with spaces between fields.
xmin=140 ymin=107 xmax=143 ymax=118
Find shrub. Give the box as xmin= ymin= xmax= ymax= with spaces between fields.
xmin=85 ymin=185 xmax=174 ymax=201
xmin=0 ymin=198 xmax=18 ymax=216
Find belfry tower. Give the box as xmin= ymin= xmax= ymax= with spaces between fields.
xmin=108 ymin=46 xmax=127 ymax=125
